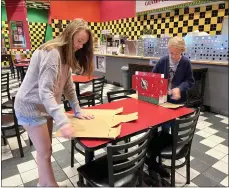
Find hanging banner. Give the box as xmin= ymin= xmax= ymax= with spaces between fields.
xmin=136 ymin=0 xmax=193 ymax=14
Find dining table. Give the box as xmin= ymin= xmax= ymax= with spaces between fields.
xmin=15 ymin=63 xmax=30 ymax=82
xmin=69 ymin=97 xmax=194 ymax=164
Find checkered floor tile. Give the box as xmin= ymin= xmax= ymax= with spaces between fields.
xmin=1 ymin=69 xmax=228 ymax=187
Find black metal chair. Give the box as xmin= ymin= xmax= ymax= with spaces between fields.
xmin=80 ymin=76 xmax=105 ymax=105
xmin=1 ymin=97 xmax=26 ymax=158
xmin=1 ymin=72 xmax=13 ymax=110
xmin=62 ymin=94 xmax=95 ymax=110
xmin=1 ymin=54 xmax=15 ymax=78
xmin=107 ymin=89 xmax=136 ymax=102
xmin=77 ymin=128 xmax=152 ymax=187
xmin=158 ymin=108 xmax=200 ymax=187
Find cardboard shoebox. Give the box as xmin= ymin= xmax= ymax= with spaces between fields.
xmin=132 ymin=71 xmax=168 ymax=105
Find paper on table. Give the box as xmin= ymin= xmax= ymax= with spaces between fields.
xmin=56 ymin=110 xmax=138 ymax=139
xmin=112 ymin=112 xmax=138 ymax=127
xmin=56 ymin=124 xmax=121 ymax=139
xmin=81 ymin=107 xmax=123 ymax=116
xmin=66 ymin=113 xmax=115 ymax=128
xmin=159 ymin=102 xmax=184 ymax=109
xmin=127 ymin=94 xmax=138 ymax=99
xmin=65 ymin=112 xmax=138 ymax=128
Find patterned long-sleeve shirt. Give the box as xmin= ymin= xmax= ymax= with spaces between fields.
xmin=14 ymin=48 xmax=81 ymax=129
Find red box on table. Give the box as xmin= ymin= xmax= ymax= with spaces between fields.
xmin=132 ymin=71 xmax=168 ymax=105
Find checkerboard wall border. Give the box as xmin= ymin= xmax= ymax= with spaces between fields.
xmin=29 ymin=22 xmax=47 ymax=53
xmin=1 ymin=21 xmax=10 ymax=50
xmin=1 ymin=21 xmax=47 ymax=58
xmin=51 ymin=2 xmax=228 ymax=40
xmin=51 ymin=19 xmax=101 ymax=39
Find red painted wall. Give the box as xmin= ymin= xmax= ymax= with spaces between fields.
xmin=100 ymin=1 xmax=135 ymax=22
xmin=50 ymin=1 xmax=100 ymax=22
xmin=5 ymin=0 xmax=31 ymax=49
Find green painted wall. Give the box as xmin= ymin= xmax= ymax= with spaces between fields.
xmin=1 ymin=6 xmax=7 ymax=21
xmin=27 ymin=8 xmax=48 ymax=23
xmin=1 ymin=6 xmax=52 ymax=41
xmin=45 ymin=25 xmax=53 ymax=41
xmin=27 ymin=8 xmax=53 ymax=41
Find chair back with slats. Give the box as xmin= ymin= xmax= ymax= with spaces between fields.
xmin=92 ymin=76 xmax=105 ymax=103
xmin=1 ymin=72 xmax=10 ymax=100
xmin=107 ymin=89 xmax=136 ymax=102
xmin=78 ymin=94 xmax=95 ymax=107
xmin=172 ymin=108 xmax=200 ymax=159
xmin=107 ymin=128 xmax=152 ymax=186
xmin=62 ymin=94 xmax=95 ymax=112
xmin=1 ymin=54 xmax=12 ymax=65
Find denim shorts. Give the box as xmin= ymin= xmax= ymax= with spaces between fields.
xmin=16 ymin=114 xmax=48 ymax=127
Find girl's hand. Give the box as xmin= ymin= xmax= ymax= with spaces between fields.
xmin=60 ymin=123 xmax=76 ymax=138
xmin=75 ymin=112 xmax=95 ymax=120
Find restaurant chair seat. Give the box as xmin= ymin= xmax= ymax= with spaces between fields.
xmin=80 ymin=91 xmax=93 ymax=96
xmin=157 ymin=108 xmax=201 ymax=187
xmin=2 ymin=99 xmax=13 ymax=109
xmin=1 ymin=100 xmax=25 ymax=158
xmin=1 ymin=114 xmax=15 ymax=128
xmin=77 ymin=128 xmax=152 ymax=187
xmin=160 ymin=143 xmax=189 ymax=159
xmin=77 ymin=155 xmax=139 ymax=187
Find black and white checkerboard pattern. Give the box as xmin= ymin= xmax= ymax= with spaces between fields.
xmin=1 ymin=70 xmax=228 ymax=187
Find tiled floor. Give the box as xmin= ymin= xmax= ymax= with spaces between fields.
xmin=1 ymin=70 xmax=228 ymax=187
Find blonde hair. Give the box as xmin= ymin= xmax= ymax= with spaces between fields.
xmin=168 ymin=36 xmax=186 ymax=53
xmin=39 ymin=18 xmax=94 ymax=77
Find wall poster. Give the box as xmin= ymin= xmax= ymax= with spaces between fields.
xmin=95 ymin=55 xmax=106 ymax=73
xmin=10 ymin=21 xmax=26 ymax=48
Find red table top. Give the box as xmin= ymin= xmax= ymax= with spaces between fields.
xmin=15 ymin=63 xmax=29 ymax=67
xmin=72 ymin=75 xmax=98 ymax=83
xmin=72 ymin=98 xmax=194 ymax=149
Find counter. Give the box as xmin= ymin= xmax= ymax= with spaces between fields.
xmin=93 ymin=53 xmax=228 ymax=116
xmin=94 ymin=53 xmax=228 ymax=66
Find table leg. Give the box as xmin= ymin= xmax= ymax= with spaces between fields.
xmin=75 ymin=83 xmax=80 ymax=97
xmin=85 ymin=150 xmax=94 ymax=164
xmin=21 ymin=67 xmax=26 ymax=82
xmin=16 ymin=67 xmax=20 ymax=80
xmin=84 ymin=150 xmax=94 ymax=186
